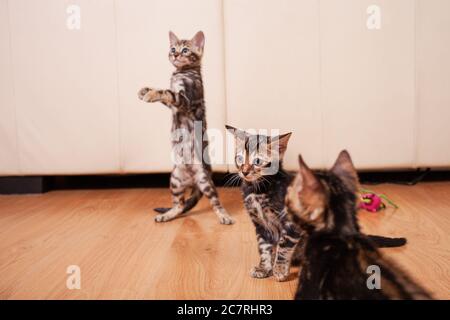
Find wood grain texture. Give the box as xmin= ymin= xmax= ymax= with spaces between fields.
xmin=0 ymin=183 xmax=449 ymax=299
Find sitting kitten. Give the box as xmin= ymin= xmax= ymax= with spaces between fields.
xmin=138 ymin=31 xmax=233 ymax=225
xmin=226 ymin=125 xmax=303 ymax=281
xmin=286 ymin=151 xmax=432 ymax=299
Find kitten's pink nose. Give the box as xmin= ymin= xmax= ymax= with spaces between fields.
xmin=242 ymin=165 xmax=251 ymax=176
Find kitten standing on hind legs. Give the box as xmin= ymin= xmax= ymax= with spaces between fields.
xmin=138 ymin=31 xmax=233 ymax=225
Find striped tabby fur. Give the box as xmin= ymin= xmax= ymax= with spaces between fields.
xmin=138 ymin=31 xmax=233 ymax=225
xmin=226 ymin=127 xmax=408 ymax=283
xmin=226 ymin=126 xmax=304 ymax=281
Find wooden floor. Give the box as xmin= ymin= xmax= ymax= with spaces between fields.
xmin=0 ymin=182 xmax=449 ymax=300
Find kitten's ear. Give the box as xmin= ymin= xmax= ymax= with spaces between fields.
xmin=331 ymin=150 xmax=359 ymax=192
xmin=225 ymin=125 xmax=246 ymax=142
xmin=271 ymin=132 xmax=292 ymax=157
xmin=295 ymin=155 xmax=326 ymax=221
xmin=191 ymin=31 xmax=205 ymax=52
xmin=298 ymin=155 xmax=321 ymax=193
xmin=225 ymin=125 xmax=237 ymax=133
xmin=169 ymin=31 xmax=179 ymax=46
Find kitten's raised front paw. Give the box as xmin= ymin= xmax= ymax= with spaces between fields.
xmin=138 ymin=87 xmax=159 ymax=102
xmin=273 ymin=263 xmax=289 ymax=282
xmin=250 ymin=266 xmax=272 ymax=279
xmin=138 ymin=87 xmax=150 ymax=100
xmin=218 ymin=214 xmax=235 ymax=225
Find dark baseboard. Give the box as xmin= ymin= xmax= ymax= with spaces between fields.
xmin=1 ymin=169 xmax=449 ymax=194
xmin=0 ymin=173 xmax=230 ymax=194
xmin=0 ymin=176 xmax=49 ymax=194
xmin=45 ymin=172 xmax=236 ymax=190
xmin=358 ymin=169 xmax=450 ymax=185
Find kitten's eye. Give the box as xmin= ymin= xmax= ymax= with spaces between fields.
xmin=253 ymin=158 xmax=263 ymax=166
xmin=181 ymin=48 xmax=189 ymax=54
xmin=171 ymin=47 xmax=176 ymax=54
xmin=236 ymin=155 xmax=244 ymax=165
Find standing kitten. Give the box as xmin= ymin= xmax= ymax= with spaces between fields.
xmin=226 ymin=125 xmax=303 ymax=281
xmin=286 ymin=151 xmax=432 ymax=299
xmin=138 ymin=31 xmax=233 ymax=225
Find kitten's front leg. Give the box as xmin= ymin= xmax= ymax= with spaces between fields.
xmin=138 ymin=87 xmax=174 ymax=105
xmin=272 ymin=224 xmax=301 ymax=282
xmin=138 ymin=87 xmax=157 ymax=102
xmin=250 ymin=227 xmax=274 ymax=278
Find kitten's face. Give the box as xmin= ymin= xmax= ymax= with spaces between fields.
xmin=286 ymin=150 xmax=359 ymax=231
xmin=226 ymin=125 xmax=292 ymax=183
xmin=168 ymin=31 xmax=204 ymax=69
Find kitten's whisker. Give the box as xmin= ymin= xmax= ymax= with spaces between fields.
xmin=231 ymin=175 xmax=241 ymax=187
xmin=224 ymin=175 xmax=237 ymax=187
xmin=224 ymin=173 xmax=242 ymax=188
xmin=260 ymin=176 xmax=270 ymax=189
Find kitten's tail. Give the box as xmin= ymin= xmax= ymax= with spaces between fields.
xmin=367 ymin=234 xmax=407 ymax=248
xmin=153 ymin=207 xmax=171 ymax=213
xmin=153 ymin=188 xmax=203 ymax=214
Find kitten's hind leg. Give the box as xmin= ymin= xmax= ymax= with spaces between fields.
xmin=196 ymin=171 xmax=234 ymax=225
xmin=154 ymin=172 xmax=186 ymax=223
xmin=154 ymin=195 xmax=185 ymax=222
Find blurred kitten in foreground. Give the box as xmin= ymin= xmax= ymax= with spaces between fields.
xmin=286 ymin=150 xmax=432 ymax=300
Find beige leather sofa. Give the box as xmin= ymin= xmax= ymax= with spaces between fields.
xmin=1 ymin=0 xmax=449 ymax=176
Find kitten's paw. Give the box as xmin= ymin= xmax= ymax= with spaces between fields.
xmin=273 ymin=264 xmax=289 ymax=282
xmin=219 ymin=214 xmax=235 ymax=225
xmin=250 ymin=266 xmax=272 ymax=279
xmin=155 ymin=214 xmax=171 ymax=223
xmin=138 ymin=87 xmax=150 ymax=100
